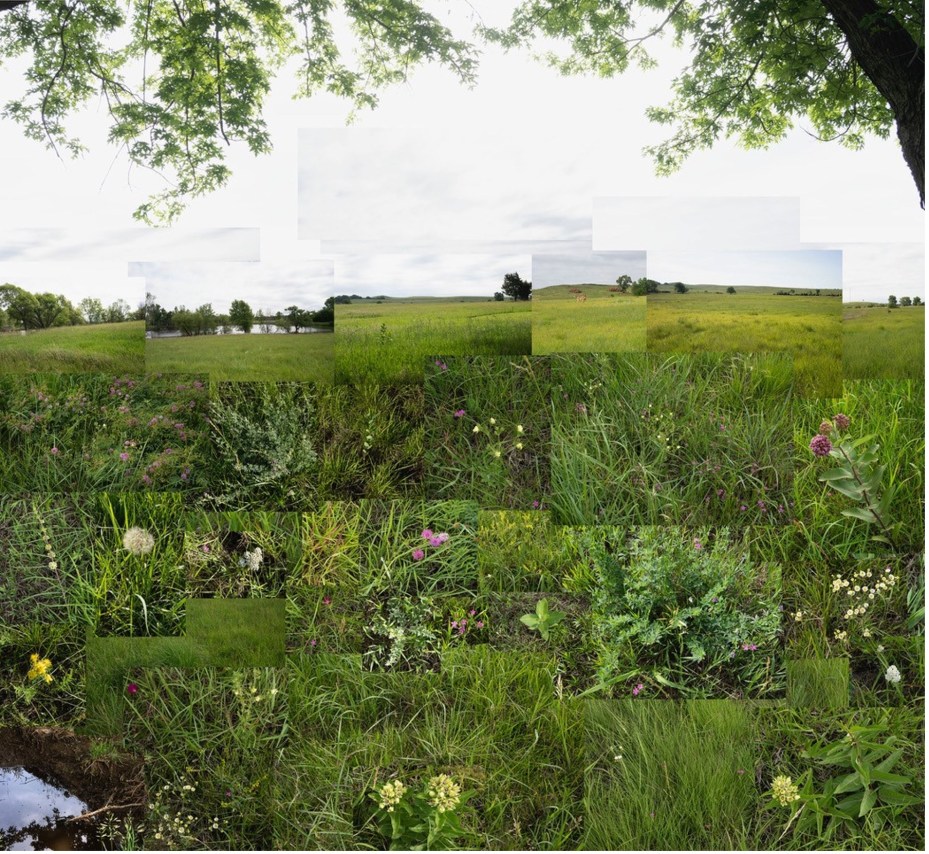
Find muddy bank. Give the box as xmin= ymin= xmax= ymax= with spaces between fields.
xmin=0 ymin=726 xmax=146 ymax=830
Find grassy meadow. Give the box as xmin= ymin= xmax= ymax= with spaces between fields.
xmin=145 ymin=331 xmax=334 ymax=382
xmin=335 ymin=297 xmax=531 ymax=384
xmin=843 ymin=304 xmax=924 ymax=380
xmin=0 ymin=321 xmax=144 ymax=373
xmin=646 ymin=287 xmax=842 ymax=397
xmin=532 ymin=285 xmax=646 ymax=352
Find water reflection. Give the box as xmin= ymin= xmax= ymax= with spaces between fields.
xmin=0 ymin=767 xmax=97 ymax=851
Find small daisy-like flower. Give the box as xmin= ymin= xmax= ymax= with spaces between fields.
xmin=884 ymin=664 xmax=902 ymax=684
xmin=122 ymin=526 xmax=155 ymax=555
xmin=492 ymin=449 xmax=502 ymax=458
xmin=516 ymin=424 xmax=524 ymax=434
xmin=771 ymin=775 xmax=800 ymax=807
xmin=489 ymin=417 xmax=496 ymax=425
xmin=809 ymin=434 xmax=833 ymax=457
xmin=472 ymin=425 xmax=480 ymax=434
xmin=793 ymin=611 xmax=803 ymax=622
xmin=515 ymin=442 xmax=523 ymax=450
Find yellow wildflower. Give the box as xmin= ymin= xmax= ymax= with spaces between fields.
xmin=28 ymin=653 xmax=53 ymax=684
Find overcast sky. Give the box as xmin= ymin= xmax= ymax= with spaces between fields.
xmin=648 ymin=250 xmax=843 ymax=289
xmin=0 ymin=262 xmax=142 ymax=308
xmin=0 ymin=3 xmax=922 ymax=304
xmin=533 ymin=253 xmax=646 ymax=288
xmin=335 ymin=255 xmax=530 ymax=297
xmin=130 ymin=261 xmax=333 ymax=314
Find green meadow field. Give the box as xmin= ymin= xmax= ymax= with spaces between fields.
xmin=843 ymin=303 xmax=924 ymax=380
xmin=335 ymin=297 xmax=531 ymax=384
xmin=532 ymin=285 xmax=646 ymax=352
xmin=0 ymin=321 xmax=144 ymax=373
xmin=646 ymin=286 xmax=842 ymax=397
xmin=145 ymin=332 xmax=334 ymax=382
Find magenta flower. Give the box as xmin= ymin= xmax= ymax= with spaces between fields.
xmin=632 ymin=683 xmax=644 ymax=697
xmin=127 ymin=683 xmax=139 ymax=695
xmin=531 ymin=500 xmax=541 ymax=509
xmin=810 ymin=434 xmax=833 ymax=457
xmin=322 ymin=596 xmax=331 ymax=606
xmin=693 ymin=538 xmax=702 ymax=550
xmin=50 ymin=446 xmax=60 ymax=456
xmin=119 ymin=452 xmax=130 ymax=462
xmin=412 ymin=548 xmax=425 ymax=561
xmin=428 ymin=532 xmax=449 ymax=546
xmin=421 ymin=529 xmax=433 ymax=540
xmin=476 ymin=621 xmax=484 ymax=629
xmin=309 ymin=639 xmax=317 ymax=648
xmin=741 ymin=643 xmax=758 ymax=651
xmin=453 ymin=409 xmax=465 ymax=418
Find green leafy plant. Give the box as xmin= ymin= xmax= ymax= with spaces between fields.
xmin=811 ymin=416 xmax=897 ymax=546
xmin=370 ymin=774 xmax=474 ymax=850
xmin=778 ymin=720 xmax=921 ymax=842
xmin=519 ymin=597 xmax=566 ymax=641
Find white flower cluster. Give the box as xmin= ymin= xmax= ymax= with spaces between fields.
xmin=832 ymin=565 xmax=897 ymax=621
xmin=884 ymin=664 xmax=902 ymax=684
xmin=238 ymin=547 xmax=263 ymax=573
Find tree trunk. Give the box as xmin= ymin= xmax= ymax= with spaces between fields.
xmin=819 ymin=0 xmax=925 ymax=207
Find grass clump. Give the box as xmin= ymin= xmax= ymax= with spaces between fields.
xmin=532 ymin=285 xmax=646 ymax=353
xmin=647 ymin=290 xmax=842 ymax=397
xmin=146 ymin=331 xmax=334 ymax=383
xmin=335 ymin=298 xmax=531 ymax=385
xmin=786 ymin=658 xmax=850 ymax=709
xmin=0 ymin=373 xmax=208 ymax=494
xmin=583 ymin=699 xmax=759 ymax=850
xmin=550 ymin=352 xmax=795 ymax=525
xmin=424 ymin=356 xmax=550 ymax=509
xmin=843 ymin=305 xmax=924 ymax=380
xmin=0 ymin=321 xmax=144 ymax=373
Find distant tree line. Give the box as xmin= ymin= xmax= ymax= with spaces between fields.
xmin=0 ymin=283 xmax=141 ymax=331
xmin=145 ymin=294 xmax=335 ymax=335
xmin=331 ymin=272 xmax=533 ymax=305
xmin=888 ymin=295 xmax=922 ymax=308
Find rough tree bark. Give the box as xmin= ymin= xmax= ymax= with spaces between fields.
xmin=819 ymin=0 xmax=925 ymax=207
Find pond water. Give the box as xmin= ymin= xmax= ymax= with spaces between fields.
xmin=0 ymin=766 xmax=98 ymax=851
xmin=148 ymin=326 xmax=331 ymax=337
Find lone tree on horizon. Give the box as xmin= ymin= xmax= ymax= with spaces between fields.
xmin=229 ymin=299 xmax=255 ymax=333
xmin=0 ymin=2 xmax=921 ymax=221
xmin=502 ymin=272 xmax=532 ymax=301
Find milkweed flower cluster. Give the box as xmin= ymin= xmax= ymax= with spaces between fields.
xmin=27 ymin=653 xmax=53 ymax=683
xmin=123 ymin=526 xmax=155 ymax=555
xmin=426 ymin=774 xmax=462 ymax=813
xmin=771 ymin=775 xmax=800 ymax=807
xmin=377 ymin=780 xmax=407 ymax=812
xmin=809 ymin=434 xmax=833 ymax=457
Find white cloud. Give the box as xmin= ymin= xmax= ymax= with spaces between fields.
xmin=335 ymin=255 xmax=530 ymax=297
xmin=533 ymin=253 xmax=646 ymax=287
